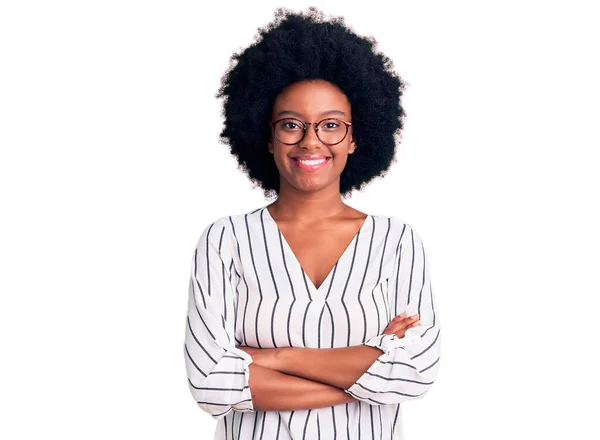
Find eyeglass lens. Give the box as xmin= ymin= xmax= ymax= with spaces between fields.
xmin=274 ymin=118 xmax=348 ymax=145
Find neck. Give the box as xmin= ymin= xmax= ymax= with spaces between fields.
xmin=268 ymin=183 xmax=348 ymax=223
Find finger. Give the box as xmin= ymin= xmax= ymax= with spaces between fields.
xmin=396 ymin=315 xmax=419 ymax=328
xmin=387 ymin=317 xmax=421 ymax=335
xmin=393 ymin=322 xmax=418 ymax=338
xmin=393 ymin=327 xmax=408 ymax=338
xmin=384 ymin=320 xmax=407 ymax=335
xmin=389 ymin=312 xmax=406 ymax=324
xmin=385 ymin=321 xmax=410 ymax=335
xmin=391 ymin=313 xmax=418 ymax=323
xmin=402 ymin=315 xmax=419 ymax=326
xmin=386 ymin=313 xmax=409 ymax=329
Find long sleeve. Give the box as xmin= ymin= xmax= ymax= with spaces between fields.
xmin=344 ymin=220 xmax=442 ymax=405
xmin=183 ymin=217 xmax=255 ymax=419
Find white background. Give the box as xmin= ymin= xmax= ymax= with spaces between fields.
xmin=1 ymin=1 xmax=599 ymax=439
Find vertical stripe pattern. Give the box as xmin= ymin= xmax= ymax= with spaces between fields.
xmin=184 ymin=206 xmax=442 ymax=439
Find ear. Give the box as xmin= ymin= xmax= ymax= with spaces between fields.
xmin=347 ymin=136 xmax=357 ymax=155
xmin=268 ymin=139 xmax=274 ymax=154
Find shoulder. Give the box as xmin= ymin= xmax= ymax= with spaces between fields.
xmin=369 ymin=213 xmax=429 ymax=248
xmin=369 ymin=213 xmax=414 ymax=235
xmin=195 ymin=206 xmax=265 ymax=247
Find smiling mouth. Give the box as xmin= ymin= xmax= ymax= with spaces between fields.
xmin=291 ymin=157 xmax=331 ymax=171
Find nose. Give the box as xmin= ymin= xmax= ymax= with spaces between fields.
xmin=299 ymin=123 xmax=323 ymax=150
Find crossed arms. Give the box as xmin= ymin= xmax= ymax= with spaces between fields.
xmin=236 ymin=312 xmax=420 ymax=411
xmin=184 ymin=219 xmax=440 ymax=419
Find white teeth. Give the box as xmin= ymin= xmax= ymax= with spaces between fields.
xmin=297 ymin=158 xmax=327 ymax=165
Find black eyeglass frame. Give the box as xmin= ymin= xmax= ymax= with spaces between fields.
xmin=269 ymin=117 xmax=353 ymax=146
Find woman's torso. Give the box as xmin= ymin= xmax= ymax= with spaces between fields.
xmin=216 ymin=205 xmax=407 ymax=440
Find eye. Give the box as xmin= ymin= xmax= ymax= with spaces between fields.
xmin=279 ymin=119 xmax=303 ymax=131
xmin=320 ymin=119 xmax=342 ymax=131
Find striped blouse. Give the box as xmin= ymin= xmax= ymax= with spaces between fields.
xmin=183 ymin=205 xmax=442 ymax=440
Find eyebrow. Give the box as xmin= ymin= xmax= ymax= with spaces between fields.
xmin=275 ymin=109 xmax=346 ymax=118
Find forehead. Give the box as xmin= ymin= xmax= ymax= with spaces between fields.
xmin=272 ymin=79 xmax=351 ymax=117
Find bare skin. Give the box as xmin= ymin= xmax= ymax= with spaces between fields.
xmin=266 ymin=202 xmax=368 ymax=290
xmin=242 ymin=314 xmax=420 ymax=411
xmin=240 ymin=79 xmax=421 ymax=412
xmin=247 ymin=362 xmax=357 ymax=412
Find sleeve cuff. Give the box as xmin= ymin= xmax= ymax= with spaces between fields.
xmin=224 ymin=347 xmax=254 ymax=412
xmin=363 ymin=329 xmax=421 ymax=353
xmin=197 ymin=347 xmax=255 ymax=418
xmin=226 ymin=346 xmax=255 ymax=366
xmin=344 ymin=333 xmax=415 ymax=401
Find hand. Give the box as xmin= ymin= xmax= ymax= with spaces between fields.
xmin=236 ymin=345 xmax=262 ymax=358
xmin=383 ymin=312 xmax=420 ymax=339
xmin=236 ymin=345 xmax=282 ymax=371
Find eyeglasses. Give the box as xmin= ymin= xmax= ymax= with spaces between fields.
xmin=269 ymin=117 xmax=352 ymax=146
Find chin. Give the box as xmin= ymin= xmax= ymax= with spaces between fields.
xmin=292 ymin=176 xmax=338 ymax=192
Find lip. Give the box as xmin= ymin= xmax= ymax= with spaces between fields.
xmin=291 ymin=156 xmax=331 ymax=171
xmin=292 ymin=155 xmax=331 ymax=160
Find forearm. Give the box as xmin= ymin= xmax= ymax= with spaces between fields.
xmin=274 ymin=345 xmax=384 ymax=389
xmin=248 ymin=362 xmax=357 ymax=411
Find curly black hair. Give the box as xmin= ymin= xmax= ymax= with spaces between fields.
xmin=216 ymin=7 xmax=406 ymax=199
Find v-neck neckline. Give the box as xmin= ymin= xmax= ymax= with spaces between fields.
xmin=261 ymin=205 xmax=372 ymax=294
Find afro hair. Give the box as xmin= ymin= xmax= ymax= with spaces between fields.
xmin=216 ymin=7 xmax=406 ymax=199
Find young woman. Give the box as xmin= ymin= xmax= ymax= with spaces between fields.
xmin=184 ymin=7 xmax=441 ymax=439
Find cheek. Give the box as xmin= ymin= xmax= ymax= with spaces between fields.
xmin=331 ymin=147 xmax=350 ymax=163
xmin=334 ymin=155 xmax=349 ymax=169
xmin=272 ymin=149 xmax=290 ymax=170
